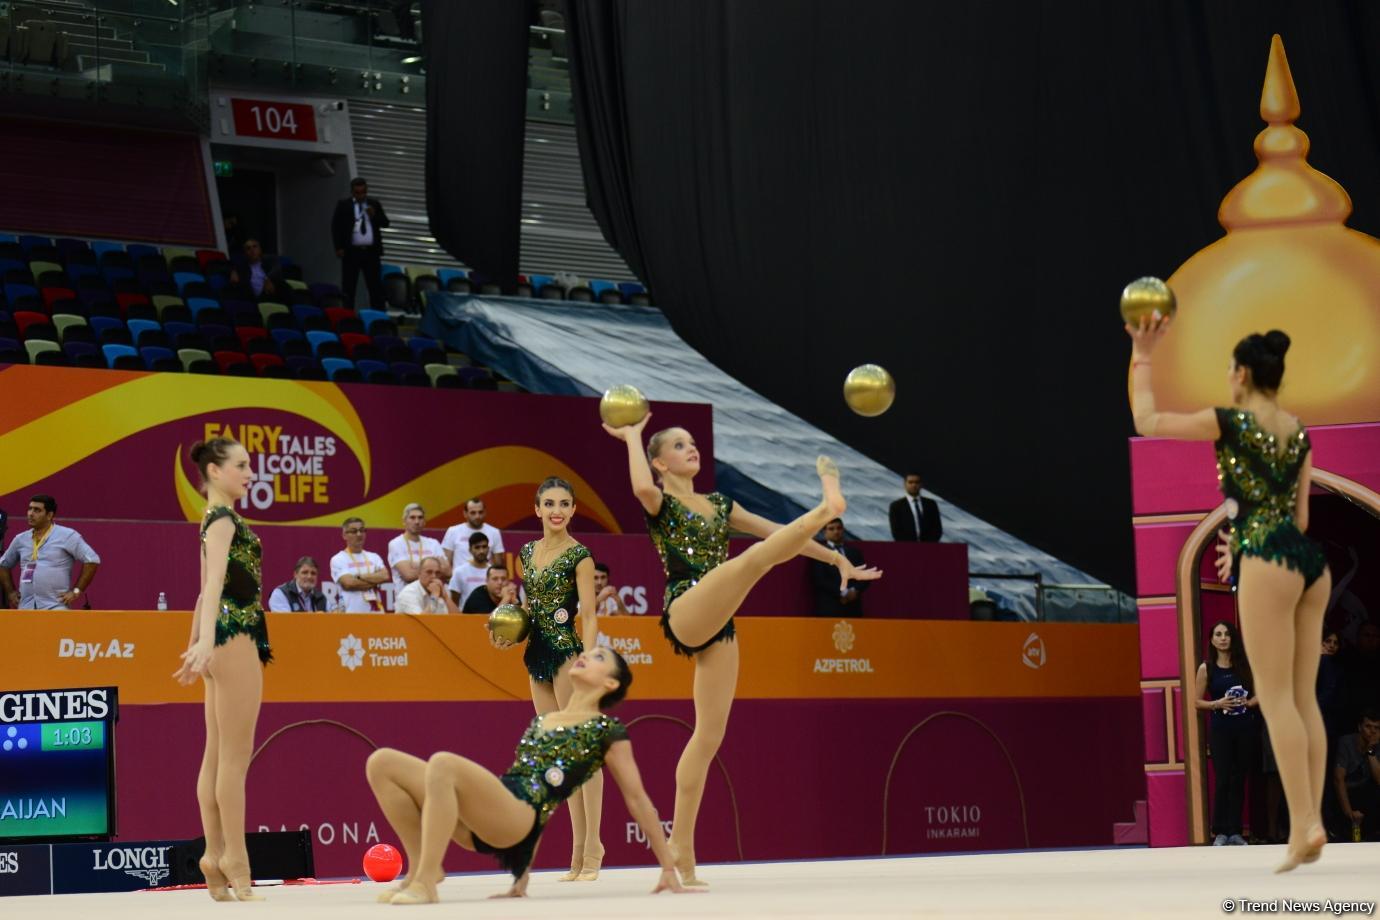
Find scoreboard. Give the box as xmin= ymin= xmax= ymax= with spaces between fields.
xmin=0 ymin=688 xmax=118 ymax=842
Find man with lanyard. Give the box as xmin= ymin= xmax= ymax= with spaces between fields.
xmin=329 ymin=517 xmax=391 ymax=612
xmin=387 ymin=503 xmax=449 ymax=599
xmin=0 ymin=494 xmax=101 ymax=610
xmin=332 ymin=177 xmax=389 ymax=309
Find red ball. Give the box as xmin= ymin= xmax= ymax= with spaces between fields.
xmin=363 ymin=843 xmax=403 ymax=883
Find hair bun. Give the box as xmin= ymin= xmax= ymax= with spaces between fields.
xmin=189 ymin=440 xmax=208 ymax=465
xmin=1263 ymin=330 xmax=1291 ymax=358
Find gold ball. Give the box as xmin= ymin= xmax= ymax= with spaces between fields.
xmin=487 ymin=604 xmax=531 ymax=644
xmin=843 ymin=364 xmax=896 ymax=417
xmin=599 ymin=384 xmax=650 ymax=428
xmin=1120 ymin=276 xmax=1177 ymax=326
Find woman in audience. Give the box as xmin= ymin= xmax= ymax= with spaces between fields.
xmin=1127 ymin=317 xmax=1330 ymax=872
xmin=365 ymin=647 xmax=693 ymax=902
xmin=488 ymin=477 xmax=607 ymax=881
xmin=173 ymin=437 xmax=272 ymax=901
xmin=605 ymin=416 xmax=879 ymax=884
xmin=1194 ymin=620 xmax=1259 ymax=846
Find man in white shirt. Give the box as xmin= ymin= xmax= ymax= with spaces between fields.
xmin=448 ymin=532 xmax=494 ymax=607
xmin=331 ymin=177 xmax=390 ymax=309
xmin=394 ymin=556 xmax=458 ymax=615
xmin=592 ymin=562 xmax=630 ymax=616
xmin=387 ymin=503 xmax=449 ymax=597
xmin=329 ymin=517 xmax=391 ymax=612
xmin=442 ymin=498 xmax=505 ymax=568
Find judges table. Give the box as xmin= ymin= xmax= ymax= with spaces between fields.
xmin=55 ymin=519 xmax=971 ymax=618
xmin=4 ymin=612 xmax=1141 ymax=877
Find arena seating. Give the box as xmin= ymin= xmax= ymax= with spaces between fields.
xmin=0 ymin=232 xmax=527 ymax=390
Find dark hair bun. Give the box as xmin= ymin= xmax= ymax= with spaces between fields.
xmin=1232 ymin=330 xmax=1289 ymax=392
xmin=189 ymin=440 xmax=210 ymax=465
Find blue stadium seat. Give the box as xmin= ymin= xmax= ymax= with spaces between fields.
xmin=589 ymin=279 xmax=617 ymax=297
xmin=88 ymin=316 xmax=125 ymax=342
xmin=90 ymin=241 xmax=125 ymax=259
xmin=306 ymin=330 xmax=340 ymax=355
xmin=355 ymin=359 xmax=389 ymax=377
xmin=126 ymin=318 xmax=160 ymax=340
xmin=127 ymin=244 xmax=161 ymax=262
xmin=4 ymin=283 xmax=38 ymax=304
xmin=618 ymin=281 xmax=647 ymax=298
xmin=18 ymin=235 xmax=53 ymax=253
xmin=140 ymin=346 xmax=180 ymax=371
xmin=408 ymin=337 xmax=445 ymax=365
xmin=437 ymin=268 xmax=467 ymax=286
xmin=321 ymin=357 xmax=355 ymax=380
xmin=186 ymin=297 xmax=220 ymax=317
xmin=358 ymin=308 xmax=390 ymax=330
xmin=174 ymin=272 xmax=207 ymax=294
xmin=63 ymin=341 xmax=101 ymax=367
xmin=102 ymin=343 xmax=140 ymax=369
xmin=0 ymin=337 xmax=25 ymax=363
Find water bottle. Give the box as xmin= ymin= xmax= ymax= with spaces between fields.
xmin=156 ymin=592 xmax=168 ymax=612
xmin=1353 ymin=816 xmax=1363 ymax=843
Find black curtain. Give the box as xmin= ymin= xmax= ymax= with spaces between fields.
xmin=422 ymin=0 xmax=530 ymax=285
xmin=564 ymin=0 xmax=1380 ymax=589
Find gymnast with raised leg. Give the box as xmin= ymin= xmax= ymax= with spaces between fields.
xmin=172 ymin=437 xmax=273 ymax=901
xmin=1127 ymin=318 xmax=1330 ymax=872
xmin=365 ymin=646 xmax=693 ymax=902
xmin=604 ymin=416 xmax=881 ymax=885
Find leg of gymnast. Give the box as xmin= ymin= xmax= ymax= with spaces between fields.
xmin=1237 ymin=559 xmax=1332 ymax=871
xmin=607 ymin=416 xmax=880 ymax=884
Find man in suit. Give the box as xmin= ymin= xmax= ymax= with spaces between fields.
xmin=809 ymin=517 xmax=868 ymax=616
xmin=888 ymin=471 xmax=942 ymax=542
xmin=332 ymin=176 xmax=390 ymax=308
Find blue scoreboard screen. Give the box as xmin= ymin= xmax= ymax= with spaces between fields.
xmin=0 ymin=687 xmax=118 ymax=842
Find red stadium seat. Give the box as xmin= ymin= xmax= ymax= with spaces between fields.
xmin=213 ymin=350 xmax=253 ymax=375
xmin=196 ymin=249 xmax=228 ymax=268
xmin=115 ymin=292 xmax=151 ymax=318
xmin=14 ymin=311 xmax=54 ymax=340
xmin=41 ymin=287 xmax=77 ymax=311
xmin=250 ymin=353 xmax=285 ymax=375
xmin=339 ymin=332 xmax=374 ymax=360
xmin=235 ymin=326 xmax=269 ymax=351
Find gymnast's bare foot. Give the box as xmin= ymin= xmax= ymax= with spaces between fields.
xmin=389 ymin=878 xmax=439 ymax=905
xmin=199 ymin=853 xmax=233 ymax=902
xmin=670 ymin=842 xmax=709 ymax=888
xmin=817 ymin=456 xmax=845 ymax=518
xmin=1275 ymin=823 xmax=1326 ymax=873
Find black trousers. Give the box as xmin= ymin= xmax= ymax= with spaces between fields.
xmin=341 ymin=246 xmax=384 ymax=309
xmin=1211 ymin=722 xmax=1255 ymax=836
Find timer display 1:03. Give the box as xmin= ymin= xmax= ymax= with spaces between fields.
xmin=40 ymin=720 xmax=105 ymax=752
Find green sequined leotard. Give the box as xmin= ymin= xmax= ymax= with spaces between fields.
xmin=646 ymin=491 xmax=735 ymax=656
xmin=474 ymin=713 xmax=629 ymax=877
xmin=518 ymin=541 xmax=590 ymax=682
xmin=1214 ymin=408 xmax=1327 ymax=588
xmin=201 ymin=505 xmax=272 ymax=664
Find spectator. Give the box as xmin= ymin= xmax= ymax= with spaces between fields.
xmin=1194 ymin=620 xmax=1258 ymax=846
xmin=387 ymin=503 xmax=449 ymax=597
xmin=447 ymin=532 xmax=493 ymax=606
xmin=462 ymin=564 xmax=519 ymax=614
xmin=332 ymin=176 xmax=390 ymax=309
xmin=592 ymin=562 xmax=630 ymax=616
xmin=329 ymin=517 xmax=390 ymax=612
xmin=442 ymin=497 xmax=506 ymax=568
xmin=1319 ymin=629 xmax=1349 ymax=740
xmin=1333 ymin=710 xmax=1380 ymax=841
xmin=0 ymin=494 xmax=100 ymax=610
xmin=809 ymin=517 xmax=868 ymax=616
xmin=227 ymin=238 xmax=284 ymax=299
xmin=888 ymin=471 xmax=942 ymax=542
xmin=395 ymin=556 xmax=458 ymax=615
xmin=267 ymin=555 xmax=329 ymax=612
